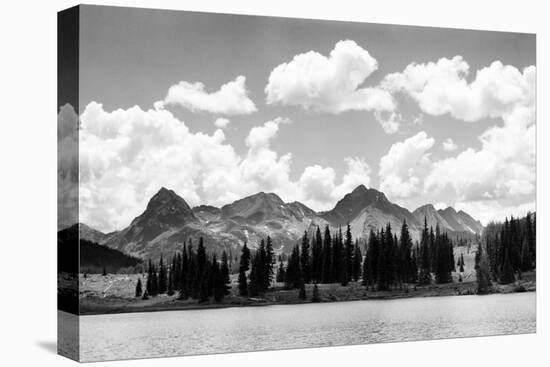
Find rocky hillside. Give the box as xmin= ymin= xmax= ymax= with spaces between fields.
xmin=79 ymin=185 xmax=482 ymax=261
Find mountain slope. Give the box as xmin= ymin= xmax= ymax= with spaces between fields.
xmin=97 ymin=185 xmax=483 ymax=261
xmin=58 ymin=225 xmax=142 ymax=274
xmin=321 ymin=185 xmax=421 ymax=240
xmin=78 ymin=223 xmax=109 ymax=243
xmin=103 ymin=187 xmax=205 ymax=259
xmin=80 ymin=239 xmax=143 ymax=274
xmin=457 ymin=210 xmax=484 ymax=234
xmin=413 ymin=204 xmax=453 ymax=232
xmin=103 ymin=189 xmax=324 ymax=259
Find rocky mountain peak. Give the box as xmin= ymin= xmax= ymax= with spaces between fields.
xmin=221 ymin=191 xmax=289 ymax=222
xmin=320 ymin=185 xmax=391 ymax=226
xmin=146 ymin=187 xmax=191 ymax=212
xmin=126 ymin=187 xmax=198 ymax=239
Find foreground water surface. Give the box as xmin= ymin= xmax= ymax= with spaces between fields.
xmin=63 ymin=292 xmax=536 ymax=362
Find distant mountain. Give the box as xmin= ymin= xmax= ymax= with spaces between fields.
xmin=131 ymin=187 xmax=199 ymax=240
xmin=102 ymin=187 xmax=208 ymax=260
xmin=457 ymin=210 xmax=484 ymax=234
xmin=413 ymin=204 xmax=452 ymax=232
xmin=320 ymin=185 xmax=421 ymax=240
xmin=78 ymin=222 xmax=109 ymax=243
xmin=85 ymin=185 xmax=483 ymax=261
xmin=437 ymin=207 xmax=483 ymax=235
xmin=412 ymin=205 xmax=482 ymax=239
xmin=192 ymin=205 xmax=222 ymax=223
xmin=221 ymin=192 xmax=319 ymax=225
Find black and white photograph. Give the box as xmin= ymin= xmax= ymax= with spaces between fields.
xmin=55 ymin=3 xmax=537 ymax=363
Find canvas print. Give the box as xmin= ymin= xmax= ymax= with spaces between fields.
xmin=57 ymin=5 xmax=536 ymax=362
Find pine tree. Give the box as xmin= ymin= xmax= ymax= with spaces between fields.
xmin=400 ymin=220 xmax=414 ymax=283
xmin=135 ymin=278 xmax=143 ymax=297
xmin=475 ymin=242 xmax=482 ymax=271
xmin=418 ymin=217 xmax=431 ymax=286
xmin=248 ymin=254 xmax=260 ymax=297
xmin=332 ymin=228 xmax=343 ymax=284
xmin=240 ymin=242 xmax=251 ymax=272
xmin=312 ymin=226 xmax=323 ymax=283
xmin=300 ymin=231 xmax=311 ymax=283
xmin=525 ymin=212 xmax=535 ymax=268
xmin=256 ymin=239 xmax=268 ymax=292
xmin=285 ymin=245 xmax=302 ymax=289
xmin=352 ymin=241 xmax=362 ymax=282
xmin=196 ymin=238 xmax=209 ymax=302
xmin=265 ymin=236 xmax=275 ymax=287
xmin=158 ymin=255 xmax=167 ymax=294
xmin=167 ymin=266 xmax=175 ymax=296
xmin=146 ymin=259 xmax=153 ymax=295
xmin=520 ymin=237 xmax=531 ymax=272
xmin=276 ymin=260 xmax=285 ymax=283
xmin=179 ymin=242 xmax=190 ymax=300
xmin=188 ymin=243 xmax=198 ymax=300
xmin=238 ymin=268 xmax=248 ymax=296
xmin=499 ymin=248 xmax=516 ymax=284
xmin=238 ymin=243 xmax=250 ymax=296
xmin=344 ymin=223 xmax=354 ymax=283
xmin=434 ymin=226 xmax=452 ymax=284
xmin=212 ymin=255 xmax=225 ymax=303
xmin=362 ymin=229 xmax=378 ymax=288
xmin=378 ymin=224 xmax=395 ymax=290
xmin=220 ymin=251 xmax=231 ymax=295
xmin=321 ymin=226 xmax=332 ymax=283
xmin=429 ymin=226 xmax=436 ymax=273
xmin=151 ymin=270 xmax=159 ymax=297
xmin=410 ymin=249 xmax=418 ymax=283
xmin=476 ymin=244 xmax=492 ymax=294
xmin=171 ymin=253 xmax=179 ymax=291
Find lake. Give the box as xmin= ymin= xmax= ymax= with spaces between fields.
xmin=61 ymin=292 xmax=536 ymax=362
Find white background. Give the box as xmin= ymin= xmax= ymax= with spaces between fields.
xmin=0 ymin=0 xmax=548 ymax=365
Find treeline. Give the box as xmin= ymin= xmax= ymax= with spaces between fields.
xmin=137 ymin=216 xmax=462 ymax=303
xmin=483 ymin=212 xmax=536 ymax=285
xmin=80 ymin=239 xmax=142 ymax=274
xmin=239 ymin=218 xmax=456 ymax=296
xmin=237 ymin=237 xmax=275 ymax=296
xmin=136 ymin=238 xmax=231 ymax=303
xmin=416 ymin=219 xmax=456 ymax=286
xmin=279 ymin=225 xmax=362 ymax=290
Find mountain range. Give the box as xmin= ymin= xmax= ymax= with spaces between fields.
xmin=76 ymin=185 xmax=482 ymax=261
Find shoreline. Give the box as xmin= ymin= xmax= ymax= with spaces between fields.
xmin=79 ymin=274 xmax=536 ymax=315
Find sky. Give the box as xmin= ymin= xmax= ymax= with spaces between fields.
xmin=58 ymin=5 xmax=536 ymax=232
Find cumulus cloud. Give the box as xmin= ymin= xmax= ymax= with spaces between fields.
xmin=299 ymin=157 xmax=371 ymax=209
xmin=159 ymin=75 xmax=257 ymax=115
xmin=382 ymin=56 xmax=535 ymax=123
xmin=245 ymin=117 xmax=291 ymax=150
xmin=58 ymin=103 xmax=79 ymax=230
xmin=425 ymin=114 xmax=535 ymax=202
xmin=379 ymin=131 xmax=434 ymax=199
xmin=77 ymin=103 xmax=370 ymax=232
xmin=379 ymin=127 xmax=535 ymax=223
xmin=455 ymin=200 xmax=535 ymax=226
xmin=377 ymin=57 xmax=536 ymax=222
xmin=265 ymin=40 xmax=398 ymax=133
xmin=214 ymin=117 xmax=230 ymax=129
xmin=442 ymin=138 xmax=458 ymax=151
